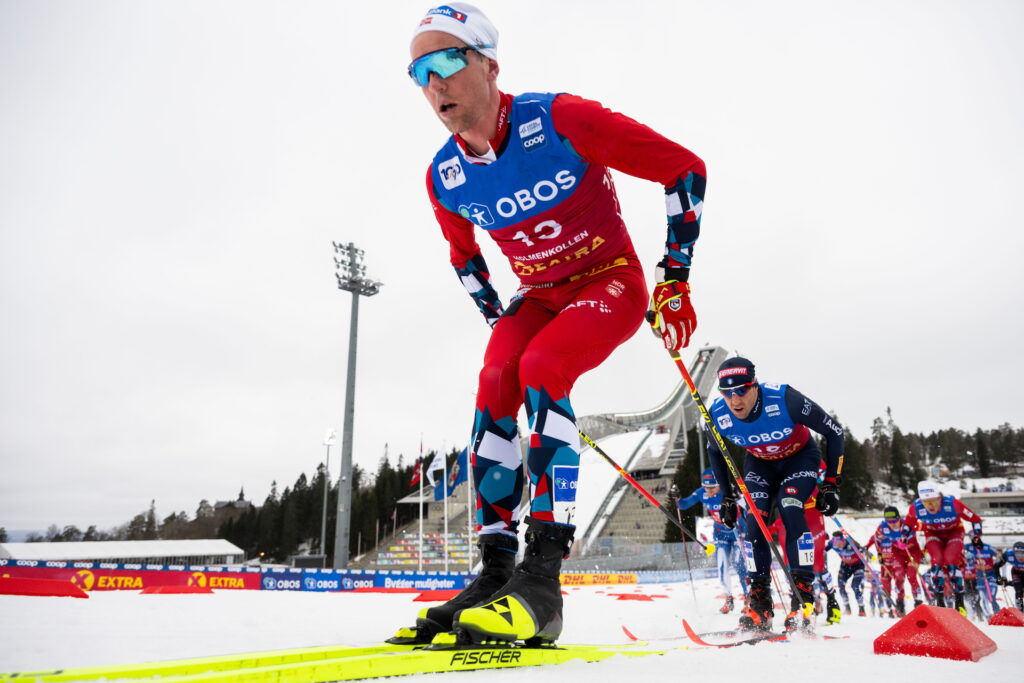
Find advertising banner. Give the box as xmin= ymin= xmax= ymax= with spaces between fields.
xmin=0 ymin=561 xmax=259 ymax=591
xmin=559 ymin=572 xmax=638 ymax=586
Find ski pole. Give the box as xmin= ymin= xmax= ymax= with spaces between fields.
xmin=660 ymin=347 xmax=804 ymax=604
xmin=899 ymin=537 xmax=933 ymax=602
xmin=580 ymin=429 xmax=712 ymax=554
xmin=877 ymin=560 xmax=903 ymax=608
xmin=978 ymin=563 xmax=997 ymax=611
xmin=672 ymin=494 xmax=700 ymax=605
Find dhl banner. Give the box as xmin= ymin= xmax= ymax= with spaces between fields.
xmin=559 ymin=572 xmax=637 ymax=586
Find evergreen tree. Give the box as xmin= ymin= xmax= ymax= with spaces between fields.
xmin=975 ymin=429 xmax=992 ymax=477
xmin=869 ymin=415 xmax=891 ymax=473
xmin=279 ymin=489 xmax=299 ymax=559
xmin=889 ymin=428 xmax=913 ymax=492
xmin=144 ymin=500 xmax=159 ymax=540
xmin=257 ymin=482 xmax=281 ymax=559
xmin=936 ymin=428 xmax=970 ymax=475
xmin=837 ymin=426 xmax=874 ymax=509
xmin=83 ymin=525 xmax=99 ymax=541
xmin=0 ymin=527 xmax=7 ymax=542
xmin=126 ymin=513 xmax=147 ymax=540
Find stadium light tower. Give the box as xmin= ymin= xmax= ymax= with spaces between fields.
xmin=332 ymin=242 xmax=382 ymax=569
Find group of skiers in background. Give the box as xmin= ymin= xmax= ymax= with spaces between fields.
xmin=677 ymin=467 xmax=1024 ymax=631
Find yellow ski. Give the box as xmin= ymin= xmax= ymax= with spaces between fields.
xmin=1 ymin=642 xmax=665 ymax=682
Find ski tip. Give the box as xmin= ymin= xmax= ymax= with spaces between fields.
xmin=621 ymin=625 xmax=639 ymax=641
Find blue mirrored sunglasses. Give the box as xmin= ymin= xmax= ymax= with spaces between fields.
xmin=407 ymin=46 xmax=491 ymax=86
xmin=720 ymin=383 xmax=754 ymax=399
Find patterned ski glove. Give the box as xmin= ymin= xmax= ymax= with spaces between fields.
xmin=647 ymin=266 xmax=696 ymax=351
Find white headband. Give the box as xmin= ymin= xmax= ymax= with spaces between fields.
xmin=412 ymin=3 xmax=499 ymax=60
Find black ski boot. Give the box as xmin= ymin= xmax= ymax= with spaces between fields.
xmin=825 ymin=591 xmax=842 ymax=625
xmin=784 ymin=572 xmax=816 ymax=633
xmin=453 ymin=517 xmax=573 ymax=645
xmin=913 ymin=597 xmax=924 ymax=608
xmin=894 ymin=597 xmax=906 ymax=617
xmin=387 ymin=533 xmax=518 ymax=644
xmin=737 ymin=577 xmax=774 ymax=631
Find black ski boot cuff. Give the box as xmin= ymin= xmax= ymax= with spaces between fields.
xmin=479 ymin=532 xmax=519 ymax=555
xmin=524 ymin=516 xmax=575 ymax=559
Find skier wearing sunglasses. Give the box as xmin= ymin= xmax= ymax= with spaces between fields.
xmin=394 ymin=3 xmax=706 ymax=647
xmin=705 ymin=356 xmax=845 ymax=633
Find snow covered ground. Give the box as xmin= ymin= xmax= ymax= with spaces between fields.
xmin=2 ymin=575 xmax=1021 ymax=681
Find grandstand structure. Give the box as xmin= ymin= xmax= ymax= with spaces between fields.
xmin=353 ymin=346 xmax=729 ymax=571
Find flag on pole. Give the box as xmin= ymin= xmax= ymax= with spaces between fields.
xmin=410 ymin=457 xmax=422 ymax=487
xmin=435 ymin=448 xmax=468 ymax=501
xmin=426 ymin=450 xmax=446 ymax=487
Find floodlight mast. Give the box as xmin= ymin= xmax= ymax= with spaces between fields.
xmin=331 ymin=241 xmax=382 ymax=569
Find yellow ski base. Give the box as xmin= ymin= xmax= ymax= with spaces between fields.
xmin=1 ymin=642 xmax=665 ymax=682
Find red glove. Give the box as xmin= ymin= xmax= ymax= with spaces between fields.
xmin=648 ymin=269 xmax=696 ymax=351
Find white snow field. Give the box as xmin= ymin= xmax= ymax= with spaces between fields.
xmin=2 ymin=575 xmax=1022 ymax=682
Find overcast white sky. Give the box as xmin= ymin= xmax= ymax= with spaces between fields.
xmin=2 ymin=0 xmax=1022 ymax=533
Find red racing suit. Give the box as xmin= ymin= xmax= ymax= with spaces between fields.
xmin=426 ymin=91 xmax=705 ymax=531
xmin=903 ymin=496 xmax=982 ymax=568
xmin=865 ymin=521 xmax=923 ymax=597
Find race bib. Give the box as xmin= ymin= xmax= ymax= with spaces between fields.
xmin=744 ymin=540 xmax=757 ymax=572
xmin=797 ymin=532 xmax=815 ymax=567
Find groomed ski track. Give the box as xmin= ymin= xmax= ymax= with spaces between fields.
xmin=2 ymin=580 xmax=1022 ymax=682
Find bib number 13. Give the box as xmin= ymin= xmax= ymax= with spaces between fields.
xmin=512 ymin=220 xmax=562 ymax=247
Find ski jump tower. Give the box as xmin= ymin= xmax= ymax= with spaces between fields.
xmin=577 ymin=345 xmax=728 ymax=475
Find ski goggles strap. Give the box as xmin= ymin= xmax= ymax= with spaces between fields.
xmin=407 ymin=45 xmax=492 ymax=86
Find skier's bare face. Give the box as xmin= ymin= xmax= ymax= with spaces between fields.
xmin=724 ymin=384 xmax=758 ymax=420
xmin=411 ymin=32 xmax=498 ymax=148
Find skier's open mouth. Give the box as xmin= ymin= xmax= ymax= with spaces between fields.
xmin=440 ymin=103 xmax=456 ymax=114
